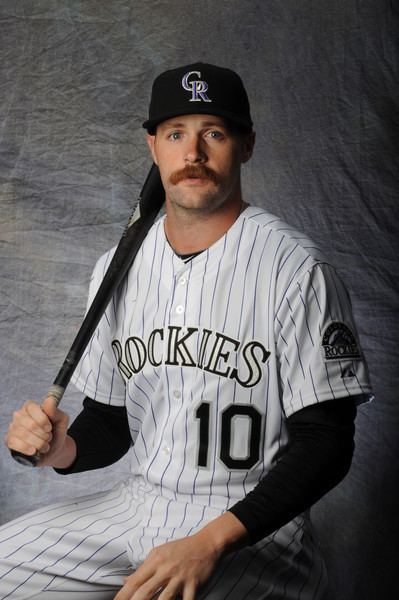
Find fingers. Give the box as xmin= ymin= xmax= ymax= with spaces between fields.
xmin=158 ymin=582 xmax=189 ymax=600
xmin=114 ymin=565 xmax=162 ymax=599
xmin=6 ymin=400 xmax=53 ymax=456
xmin=114 ymin=569 xmax=156 ymax=600
xmin=129 ymin=579 xmax=164 ymax=599
xmin=115 ymin=578 xmax=178 ymax=600
xmin=181 ymin=583 xmax=195 ymax=600
xmin=115 ymin=580 xmax=190 ymax=600
xmin=114 ymin=568 xmax=192 ymax=600
xmin=114 ymin=534 xmax=215 ymax=599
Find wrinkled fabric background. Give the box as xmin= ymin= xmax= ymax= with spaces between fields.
xmin=0 ymin=1 xmax=397 ymax=598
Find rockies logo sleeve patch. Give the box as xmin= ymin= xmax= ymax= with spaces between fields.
xmin=321 ymin=322 xmax=362 ymax=362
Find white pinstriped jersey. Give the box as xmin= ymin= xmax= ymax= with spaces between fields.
xmin=70 ymin=205 xmax=372 ymax=588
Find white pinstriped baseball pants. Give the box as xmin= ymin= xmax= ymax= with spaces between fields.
xmin=0 ymin=478 xmax=327 ymax=599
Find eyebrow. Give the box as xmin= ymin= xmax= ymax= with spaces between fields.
xmin=160 ymin=118 xmax=227 ymax=130
xmin=201 ymin=120 xmax=226 ymax=127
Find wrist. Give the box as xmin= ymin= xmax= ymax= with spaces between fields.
xmin=41 ymin=435 xmax=77 ymax=469
xmin=197 ymin=511 xmax=249 ymax=557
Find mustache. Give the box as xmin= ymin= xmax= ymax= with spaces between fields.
xmin=169 ymin=165 xmax=220 ymax=185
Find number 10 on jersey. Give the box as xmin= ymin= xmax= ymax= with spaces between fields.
xmin=195 ymin=402 xmax=262 ymax=470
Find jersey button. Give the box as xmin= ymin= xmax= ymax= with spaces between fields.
xmin=179 ymin=277 xmax=187 ymax=286
xmin=173 ymin=390 xmax=181 ymax=399
xmin=176 ymin=305 xmax=184 ymax=314
xmin=162 ymin=446 xmax=171 ymax=456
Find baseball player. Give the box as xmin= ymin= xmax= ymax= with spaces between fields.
xmin=2 ymin=63 xmax=372 ymax=599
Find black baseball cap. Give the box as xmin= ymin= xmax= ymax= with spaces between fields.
xmin=143 ymin=62 xmax=253 ymax=134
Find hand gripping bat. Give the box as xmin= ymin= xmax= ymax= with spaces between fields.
xmin=11 ymin=163 xmax=164 ymax=467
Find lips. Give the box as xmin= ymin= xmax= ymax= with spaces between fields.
xmin=181 ymin=176 xmax=207 ymax=184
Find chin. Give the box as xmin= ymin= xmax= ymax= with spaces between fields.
xmin=170 ymin=190 xmax=224 ymax=212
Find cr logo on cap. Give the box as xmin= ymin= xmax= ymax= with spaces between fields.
xmin=181 ymin=71 xmax=212 ymax=103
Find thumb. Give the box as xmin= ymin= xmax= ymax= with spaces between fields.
xmin=42 ymin=395 xmax=66 ymax=424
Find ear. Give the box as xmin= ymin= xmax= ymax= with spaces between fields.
xmin=146 ymin=134 xmax=158 ymax=165
xmin=241 ymin=131 xmax=256 ymax=164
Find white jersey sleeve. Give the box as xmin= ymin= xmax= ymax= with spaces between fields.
xmin=275 ymin=261 xmax=373 ymax=417
xmin=71 ymin=248 xmax=126 ymax=406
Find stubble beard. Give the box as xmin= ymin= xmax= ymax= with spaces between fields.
xmin=167 ymin=184 xmax=227 ymax=215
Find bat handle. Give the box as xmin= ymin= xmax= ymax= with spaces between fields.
xmin=10 ymin=384 xmax=65 ymax=468
xmin=10 ymin=449 xmax=41 ymax=467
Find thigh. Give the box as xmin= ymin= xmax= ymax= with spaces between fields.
xmin=197 ymin=522 xmax=327 ymax=600
xmin=0 ymin=482 xmax=139 ymax=599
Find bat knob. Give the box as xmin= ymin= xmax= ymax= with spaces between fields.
xmin=10 ymin=449 xmax=40 ymax=467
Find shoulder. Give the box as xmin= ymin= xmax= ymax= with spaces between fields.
xmin=241 ymin=205 xmax=331 ymax=282
xmin=90 ymin=246 xmax=117 ymax=285
xmin=242 ymin=206 xmax=324 ymax=260
xmin=91 ymin=216 xmax=166 ymax=281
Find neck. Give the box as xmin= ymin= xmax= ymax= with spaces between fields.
xmin=164 ymin=199 xmax=247 ymax=254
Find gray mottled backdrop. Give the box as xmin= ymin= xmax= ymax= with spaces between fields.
xmin=0 ymin=1 xmax=398 ymax=598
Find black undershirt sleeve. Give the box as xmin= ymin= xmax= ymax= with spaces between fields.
xmin=54 ymin=397 xmax=131 ymax=474
xmin=229 ymin=397 xmax=358 ymax=544
xmin=55 ymin=396 xmax=358 ymax=547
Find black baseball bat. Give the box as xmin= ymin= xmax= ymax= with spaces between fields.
xmin=11 ymin=163 xmax=164 ymax=467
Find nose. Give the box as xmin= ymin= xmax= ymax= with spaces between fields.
xmin=184 ymin=135 xmax=207 ymax=164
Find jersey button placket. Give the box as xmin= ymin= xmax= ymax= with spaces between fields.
xmin=173 ymin=268 xmax=188 ymax=321
xmin=171 ymin=270 xmax=188 ymax=405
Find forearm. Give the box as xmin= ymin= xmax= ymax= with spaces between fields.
xmin=229 ymin=398 xmax=357 ymax=544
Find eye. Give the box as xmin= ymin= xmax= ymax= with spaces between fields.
xmin=206 ymin=130 xmax=225 ymax=140
xmin=168 ymin=131 xmax=182 ymax=141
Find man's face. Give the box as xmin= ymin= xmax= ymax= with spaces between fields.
xmin=146 ymin=114 xmax=254 ymax=215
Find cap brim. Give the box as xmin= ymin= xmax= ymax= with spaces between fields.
xmin=143 ymin=106 xmax=253 ymax=134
